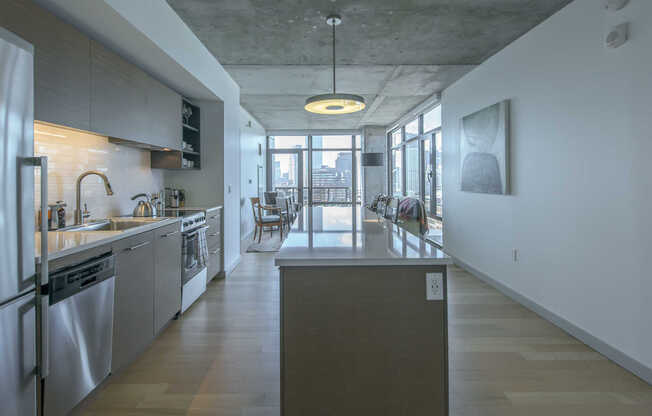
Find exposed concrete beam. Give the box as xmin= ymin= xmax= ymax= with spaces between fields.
xmin=358 ymin=65 xmax=403 ymax=127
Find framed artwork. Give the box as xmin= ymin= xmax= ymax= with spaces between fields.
xmin=459 ymin=100 xmax=510 ymax=194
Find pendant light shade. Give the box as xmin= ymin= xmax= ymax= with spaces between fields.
xmin=305 ymin=93 xmax=366 ymax=114
xmin=305 ymin=15 xmax=365 ymax=115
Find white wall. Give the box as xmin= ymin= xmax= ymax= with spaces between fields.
xmin=239 ymin=108 xmax=266 ymax=239
xmin=442 ymin=0 xmax=652 ymax=377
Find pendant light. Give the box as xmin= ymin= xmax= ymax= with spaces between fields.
xmin=305 ymin=14 xmax=366 ymax=115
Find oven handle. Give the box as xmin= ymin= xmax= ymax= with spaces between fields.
xmin=183 ymin=225 xmax=209 ymax=237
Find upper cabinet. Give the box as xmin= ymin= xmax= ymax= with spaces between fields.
xmin=0 ymin=0 xmax=92 ymax=131
xmin=90 ymin=41 xmax=149 ymax=143
xmin=145 ymin=75 xmax=182 ymax=151
xmin=90 ymin=41 xmax=182 ymax=150
xmin=0 ymin=0 xmax=182 ymax=150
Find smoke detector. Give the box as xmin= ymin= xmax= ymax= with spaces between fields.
xmin=604 ymin=0 xmax=628 ymax=11
xmin=606 ymin=23 xmax=629 ymax=48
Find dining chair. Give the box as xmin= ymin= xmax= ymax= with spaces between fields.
xmin=283 ymin=197 xmax=294 ymax=228
xmin=264 ymin=191 xmax=278 ymax=206
xmin=250 ymin=197 xmax=283 ymax=243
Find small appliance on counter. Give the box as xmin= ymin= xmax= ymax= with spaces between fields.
xmin=131 ymin=193 xmax=157 ymax=217
xmin=165 ymin=187 xmax=186 ymax=208
xmin=39 ymin=200 xmax=67 ymax=230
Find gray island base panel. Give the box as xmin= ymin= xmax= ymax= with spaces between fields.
xmin=276 ymin=206 xmax=451 ymax=416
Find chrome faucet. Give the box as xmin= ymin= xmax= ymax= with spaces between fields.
xmin=75 ymin=170 xmax=114 ymax=225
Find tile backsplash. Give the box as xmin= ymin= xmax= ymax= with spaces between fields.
xmin=34 ymin=122 xmax=164 ymax=226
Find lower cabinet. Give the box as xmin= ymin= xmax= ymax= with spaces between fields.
xmin=112 ymin=223 xmax=182 ymax=372
xmin=207 ymin=246 xmax=222 ymax=281
xmin=112 ymin=231 xmax=155 ymax=372
xmin=154 ymin=223 xmax=182 ymax=334
xmin=206 ymin=207 xmax=223 ymax=280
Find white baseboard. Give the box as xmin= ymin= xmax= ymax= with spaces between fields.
xmin=452 ymin=256 xmax=652 ymax=385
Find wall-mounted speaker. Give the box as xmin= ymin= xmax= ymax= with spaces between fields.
xmin=361 ymin=152 xmax=384 ymax=167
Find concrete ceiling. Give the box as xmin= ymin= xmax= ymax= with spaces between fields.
xmin=167 ymin=0 xmax=572 ymax=130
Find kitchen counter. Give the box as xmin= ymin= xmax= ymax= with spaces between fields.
xmin=275 ymin=205 xmax=451 ymax=267
xmin=277 ymin=205 xmax=451 ymax=415
xmin=166 ymin=205 xmax=223 ymax=212
xmin=35 ymin=217 xmax=181 ymax=263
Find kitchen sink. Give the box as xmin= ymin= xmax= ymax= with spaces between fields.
xmin=58 ymin=218 xmax=165 ymax=232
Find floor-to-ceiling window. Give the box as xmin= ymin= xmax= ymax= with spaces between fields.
xmin=267 ymin=136 xmax=308 ymax=204
xmin=387 ymin=104 xmax=443 ymax=244
xmin=267 ymin=134 xmax=361 ymax=206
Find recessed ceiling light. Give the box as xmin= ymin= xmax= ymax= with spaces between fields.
xmin=304 ymin=15 xmax=365 ymax=115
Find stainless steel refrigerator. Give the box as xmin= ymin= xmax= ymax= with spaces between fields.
xmin=0 ymin=27 xmax=49 ymax=416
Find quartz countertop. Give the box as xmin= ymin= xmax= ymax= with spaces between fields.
xmin=35 ymin=217 xmax=181 ymax=263
xmin=275 ymin=206 xmax=451 ymax=267
xmin=167 ymin=205 xmax=223 ymax=212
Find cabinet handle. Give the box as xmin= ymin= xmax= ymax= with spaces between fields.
xmin=162 ymin=231 xmax=179 ymax=238
xmin=208 ymin=233 xmax=219 ymax=237
xmin=125 ymin=241 xmax=150 ymax=251
xmin=209 ymin=249 xmax=221 ymax=255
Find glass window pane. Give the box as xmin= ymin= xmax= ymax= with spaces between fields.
xmin=271 ymin=153 xmax=300 ymax=198
xmin=405 ymin=118 xmax=419 ymax=140
xmin=435 ymin=131 xmax=443 ymax=217
xmin=354 ymin=135 xmax=361 ymax=149
xmin=405 ymin=140 xmax=419 ymax=198
xmin=424 ymin=137 xmax=432 ymax=215
xmin=391 ymin=148 xmax=402 ymax=196
xmin=423 ymin=105 xmax=442 ymax=133
xmin=269 ymin=135 xmax=307 ymax=149
xmin=391 ymin=129 xmax=401 ymax=147
xmin=312 ymin=150 xmax=352 ymax=204
xmin=312 ymin=135 xmax=352 ymax=149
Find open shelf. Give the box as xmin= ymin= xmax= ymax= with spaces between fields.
xmin=152 ymin=99 xmax=201 ymax=170
xmin=182 ymin=123 xmax=199 ymax=132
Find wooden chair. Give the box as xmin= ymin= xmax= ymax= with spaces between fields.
xmin=251 ymin=197 xmax=283 ymax=243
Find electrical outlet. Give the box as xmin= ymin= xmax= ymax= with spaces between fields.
xmin=426 ymin=273 xmax=443 ymax=301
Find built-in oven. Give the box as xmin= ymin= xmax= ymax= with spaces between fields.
xmin=174 ymin=210 xmax=208 ymax=313
xmin=182 ymin=224 xmax=209 ymax=284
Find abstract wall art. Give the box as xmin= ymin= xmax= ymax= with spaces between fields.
xmin=459 ymin=100 xmax=510 ymax=195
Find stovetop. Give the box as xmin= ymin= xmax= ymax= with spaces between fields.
xmin=163 ymin=209 xmax=205 ymax=232
xmin=163 ymin=209 xmax=201 ymax=217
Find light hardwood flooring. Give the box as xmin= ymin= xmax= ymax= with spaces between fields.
xmin=75 ymin=254 xmax=651 ymax=415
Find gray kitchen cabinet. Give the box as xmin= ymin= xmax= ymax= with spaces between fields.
xmin=90 ymin=40 xmax=149 ymax=144
xmin=207 ymin=246 xmax=222 ymax=281
xmin=0 ymin=0 xmax=91 ymax=130
xmin=111 ymin=231 xmax=155 ymax=372
xmin=153 ymin=222 xmax=182 ymax=334
xmin=147 ymin=76 xmax=182 ymax=151
xmin=206 ymin=208 xmax=223 ymax=280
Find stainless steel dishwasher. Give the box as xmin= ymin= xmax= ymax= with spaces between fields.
xmin=44 ymin=253 xmax=115 ymax=416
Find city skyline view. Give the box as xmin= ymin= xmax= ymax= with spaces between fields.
xmin=269 ymin=136 xmax=360 ymax=204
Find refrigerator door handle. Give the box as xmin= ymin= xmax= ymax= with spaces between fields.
xmin=27 ymin=156 xmax=49 ymax=379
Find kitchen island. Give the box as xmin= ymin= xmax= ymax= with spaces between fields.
xmin=275 ymin=206 xmax=452 ymax=416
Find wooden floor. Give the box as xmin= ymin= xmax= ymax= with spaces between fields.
xmin=75 ymin=253 xmax=651 ymax=415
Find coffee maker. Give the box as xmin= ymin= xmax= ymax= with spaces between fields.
xmin=164 ymin=187 xmax=186 ymax=208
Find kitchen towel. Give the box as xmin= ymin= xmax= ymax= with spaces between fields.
xmin=198 ymin=226 xmax=209 ymax=267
